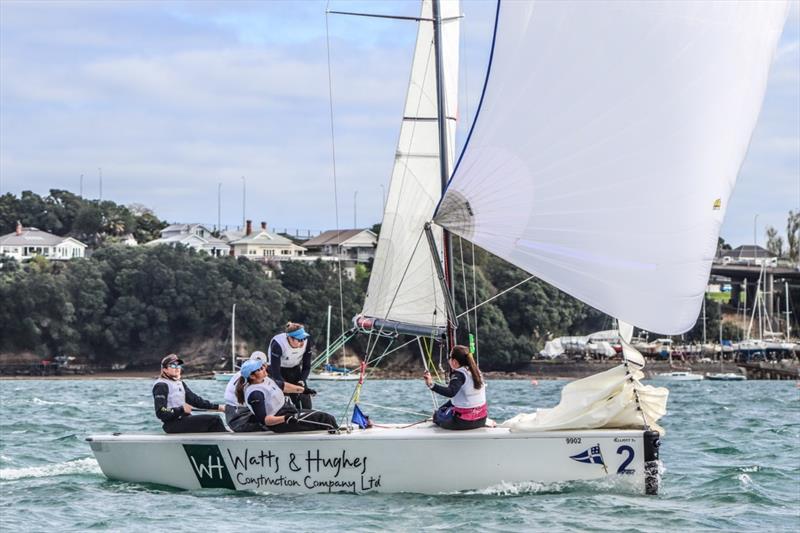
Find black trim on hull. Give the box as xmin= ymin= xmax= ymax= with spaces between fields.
xmin=643 ymin=430 xmax=661 ymax=495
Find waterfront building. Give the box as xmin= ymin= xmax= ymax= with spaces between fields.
xmin=228 ymin=220 xmax=306 ymax=261
xmin=145 ymin=223 xmax=229 ymax=256
xmin=303 ymin=228 xmax=377 ymax=263
xmin=0 ymin=223 xmax=87 ymax=261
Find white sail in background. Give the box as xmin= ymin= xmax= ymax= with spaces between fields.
xmin=361 ymin=0 xmax=459 ymax=328
xmin=435 ymin=1 xmax=788 ymax=334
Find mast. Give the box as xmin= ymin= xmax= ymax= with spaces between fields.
xmin=432 ymin=0 xmax=456 ymax=351
xmin=231 ymin=303 xmax=236 ymax=372
xmin=785 ymin=281 xmax=791 ymax=340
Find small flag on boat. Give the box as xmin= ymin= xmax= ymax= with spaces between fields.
xmin=351 ymin=404 xmax=371 ymax=429
xmin=570 ymin=444 xmax=605 ymax=469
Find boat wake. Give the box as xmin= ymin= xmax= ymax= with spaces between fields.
xmin=459 ymin=474 xmax=646 ymax=496
xmin=0 ymin=457 xmax=101 ymax=481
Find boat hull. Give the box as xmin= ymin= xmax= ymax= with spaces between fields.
xmin=213 ymin=372 xmax=235 ymax=382
xmin=653 ymin=372 xmax=704 ymax=381
xmin=310 ymin=372 xmax=359 ymax=381
xmin=87 ymin=425 xmax=660 ymax=495
xmin=705 ymin=373 xmax=746 ymax=381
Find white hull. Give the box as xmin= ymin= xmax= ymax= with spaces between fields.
xmin=213 ymin=372 xmax=236 ymax=382
xmin=310 ymin=371 xmax=359 ymax=381
xmin=87 ymin=425 xmax=660 ymax=495
xmin=653 ymin=372 xmax=704 ymax=381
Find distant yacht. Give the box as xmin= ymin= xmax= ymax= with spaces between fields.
xmin=705 ymin=372 xmax=746 ymax=381
xmin=654 ymin=370 xmax=704 ymax=381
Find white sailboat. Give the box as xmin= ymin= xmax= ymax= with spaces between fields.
xmin=213 ymin=303 xmax=238 ymax=382
xmin=88 ymin=0 xmax=788 ymax=495
xmin=312 ymin=305 xmax=359 ymax=381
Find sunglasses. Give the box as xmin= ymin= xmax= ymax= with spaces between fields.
xmin=167 ymin=363 xmax=183 ymax=369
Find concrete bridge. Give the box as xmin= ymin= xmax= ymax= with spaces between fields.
xmin=710 ymin=263 xmax=799 ymax=319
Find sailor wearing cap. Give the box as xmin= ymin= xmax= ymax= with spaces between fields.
xmin=223 ymin=351 xmax=271 ymax=432
xmin=268 ymin=322 xmax=316 ymax=409
xmin=152 ymin=354 xmax=228 ymax=433
xmin=235 ymin=359 xmax=337 ymax=433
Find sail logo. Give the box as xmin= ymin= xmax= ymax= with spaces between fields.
xmin=183 ymin=444 xmax=236 ymax=489
xmin=713 ymin=198 xmax=721 ymax=210
xmin=570 ymin=444 xmax=607 ymax=473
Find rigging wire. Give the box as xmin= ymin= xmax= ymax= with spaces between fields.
xmin=472 ymin=240 xmax=479 ymax=362
xmin=324 ymin=3 xmax=347 ymax=342
xmin=457 ymin=274 xmax=536 ymax=318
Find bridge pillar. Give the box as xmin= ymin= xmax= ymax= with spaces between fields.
xmin=766 ymin=272 xmax=775 ymax=325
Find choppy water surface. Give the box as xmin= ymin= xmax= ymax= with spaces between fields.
xmin=1 ymin=378 xmax=798 ymax=531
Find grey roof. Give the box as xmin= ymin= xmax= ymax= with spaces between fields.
xmin=0 ymin=227 xmax=85 ymax=247
xmin=304 ymin=229 xmax=372 ymax=247
xmin=718 ymin=244 xmax=775 ymax=259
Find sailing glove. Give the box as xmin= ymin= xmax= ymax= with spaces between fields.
xmin=303 ymin=386 xmax=317 ymax=396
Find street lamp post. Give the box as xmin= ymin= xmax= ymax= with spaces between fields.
xmin=753 ymin=214 xmax=759 ymax=247
xmin=241 ymin=176 xmax=246 ymax=229
xmin=354 ymin=190 xmax=358 ymax=228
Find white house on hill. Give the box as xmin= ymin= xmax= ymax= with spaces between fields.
xmin=145 ymin=223 xmax=229 ymax=256
xmin=0 ymin=223 xmax=87 ymax=261
xmin=303 ymin=229 xmax=377 ymax=263
xmin=229 ymin=221 xmax=306 ymax=260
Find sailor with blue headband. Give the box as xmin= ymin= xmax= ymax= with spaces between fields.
xmin=234 ymin=358 xmax=337 ymax=433
xmin=268 ymin=322 xmax=317 ymax=409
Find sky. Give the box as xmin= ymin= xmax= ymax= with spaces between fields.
xmin=0 ymin=0 xmax=798 ymax=247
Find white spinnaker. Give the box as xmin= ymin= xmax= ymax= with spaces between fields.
xmin=362 ymin=0 xmax=459 ymax=328
xmin=435 ymin=1 xmax=788 ymax=334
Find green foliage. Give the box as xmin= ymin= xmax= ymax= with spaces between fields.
xmin=450 ymin=238 xmax=607 ymax=370
xmin=787 ymin=210 xmax=799 ymax=263
xmin=277 ymin=260 xmax=365 ymax=344
xmin=0 ymin=189 xmax=167 ymax=247
xmin=0 ymin=245 xmax=289 ymax=365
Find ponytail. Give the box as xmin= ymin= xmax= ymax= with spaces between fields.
xmin=235 ymin=376 xmax=247 ymax=405
xmin=450 ymin=345 xmax=482 ymax=389
xmin=285 ymin=322 xmax=304 ymax=334
xmin=465 ymin=352 xmax=483 ymax=389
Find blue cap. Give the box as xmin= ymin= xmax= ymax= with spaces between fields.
xmin=287 ymin=327 xmax=310 ymax=340
xmin=240 ymin=359 xmax=264 ymax=380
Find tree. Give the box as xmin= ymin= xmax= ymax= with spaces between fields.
xmin=787 ymin=210 xmax=799 ymax=263
xmin=765 ymin=226 xmax=784 ymax=257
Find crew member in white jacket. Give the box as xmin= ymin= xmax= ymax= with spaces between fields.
xmin=423 ymin=345 xmax=488 ymax=430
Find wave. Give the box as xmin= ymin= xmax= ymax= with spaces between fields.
xmin=0 ymin=457 xmax=101 ymax=481
xmin=32 ymin=397 xmax=59 ymax=406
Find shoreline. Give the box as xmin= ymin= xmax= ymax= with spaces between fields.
xmin=0 ymin=360 xmax=779 ymax=381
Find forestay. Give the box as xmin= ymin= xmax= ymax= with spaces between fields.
xmin=435 ymin=0 xmax=789 ymax=334
xmin=361 ymin=0 xmax=459 ymax=329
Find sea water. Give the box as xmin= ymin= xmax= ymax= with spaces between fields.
xmin=1 ymin=378 xmax=798 ymax=532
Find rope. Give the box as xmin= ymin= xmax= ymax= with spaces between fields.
xmin=458 ymin=236 xmax=471 ymax=334
xmin=357 ymin=402 xmax=431 ymax=418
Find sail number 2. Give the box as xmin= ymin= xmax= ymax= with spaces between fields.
xmin=616 ymin=445 xmax=635 ymax=475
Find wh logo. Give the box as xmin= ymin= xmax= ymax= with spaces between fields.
xmin=182 ymin=444 xmax=236 ymax=489
xmin=189 ymin=455 xmax=226 ymax=479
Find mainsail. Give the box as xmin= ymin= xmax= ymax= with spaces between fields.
xmin=359 ymin=0 xmax=459 ymax=333
xmin=435 ymin=0 xmax=789 ymax=335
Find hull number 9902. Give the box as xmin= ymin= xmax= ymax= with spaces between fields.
xmin=566 ymin=437 xmax=582 ymax=444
